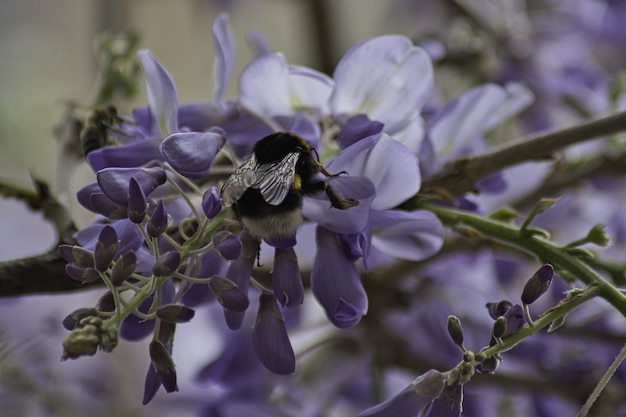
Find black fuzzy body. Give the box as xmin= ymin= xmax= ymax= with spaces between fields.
xmin=233 ymin=132 xmax=326 ymax=238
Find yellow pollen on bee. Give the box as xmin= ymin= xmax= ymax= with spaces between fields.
xmin=292 ymin=174 xmax=302 ymax=190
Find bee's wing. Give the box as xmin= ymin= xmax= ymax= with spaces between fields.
xmin=220 ymin=155 xmax=258 ymax=207
xmin=253 ymin=151 xmax=300 ymax=206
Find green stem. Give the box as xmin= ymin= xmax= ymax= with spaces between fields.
xmin=478 ymin=285 xmax=600 ymax=359
xmin=424 ymin=204 xmax=626 ymax=318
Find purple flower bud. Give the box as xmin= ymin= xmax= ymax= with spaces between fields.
xmin=62 ymin=308 xmax=98 ymax=331
xmin=147 ymin=200 xmax=169 ymax=238
xmin=149 ymin=340 xmax=178 ymax=393
xmin=209 ymin=275 xmax=250 ymax=312
xmin=212 ymin=231 xmax=242 ymax=260
xmin=152 ymin=251 xmax=181 ymax=277
xmin=272 ymin=247 xmax=304 ymax=308
xmin=202 ymin=186 xmax=222 ymax=219
xmin=357 ymin=369 xmax=445 ymax=417
xmin=253 ymin=292 xmax=295 ymax=375
xmin=485 ymin=300 xmax=513 ymax=320
xmin=502 ymin=304 xmax=526 ymax=337
xmin=521 ymin=264 xmax=554 ymax=305
xmin=110 ymin=251 xmax=137 ymax=286
xmin=476 ymin=355 xmax=500 ymax=374
xmin=160 ymin=129 xmax=226 ymax=179
xmin=127 ymin=177 xmax=147 ymax=223
xmin=59 ymin=245 xmax=94 ymax=268
xmin=311 ymin=227 xmax=367 ymax=329
xmin=223 ymin=232 xmax=257 ymax=330
xmin=65 ymin=264 xmax=99 ymax=283
xmin=97 ymin=166 xmax=167 ymax=206
xmin=94 ymin=225 xmax=119 ymax=272
xmin=96 ymin=291 xmax=116 ymax=312
xmin=156 ymin=304 xmax=196 ymax=323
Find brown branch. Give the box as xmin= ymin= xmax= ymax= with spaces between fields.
xmin=421 ymin=110 xmax=626 ymax=197
xmin=0 ymin=248 xmax=102 ymax=297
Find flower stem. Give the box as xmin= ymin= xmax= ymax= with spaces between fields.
xmin=424 ymin=204 xmax=626 ymax=317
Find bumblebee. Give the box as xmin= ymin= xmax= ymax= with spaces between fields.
xmin=221 ymin=132 xmax=358 ymax=240
xmin=80 ymin=105 xmax=124 ymax=157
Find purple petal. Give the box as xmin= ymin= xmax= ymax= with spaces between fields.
xmin=311 ymin=227 xmax=368 ymax=328
xmin=97 ymin=167 xmax=167 ymax=206
xmin=127 ymin=177 xmax=147 ymax=223
xmin=272 ymin=247 xmax=304 ymax=307
xmin=209 ymin=276 xmax=250 ymax=312
xmin=330 ymin=35 xmax=433 ymax=132
xmin=253 ymin=293 xmax=296 ymax=374
xmin=87 ymin=137 xmax=163 ymax=171
xmin=77 ymin=183 xmax=125 ymax=218
xmin=326 ymin=133 xmax=421 ymax=210
xmin=212 ymin=231 xmax=242 ymax=260
xmin=94 ymin=225 xmax=119 ymax=272
xmin=357 ymin=370 xmax=445 ymax=417
xmin=138 ymin=50 xmax=179 ymax=136
xmin=502 ymin=304 xmax=526 ymax=337
xmin=428 ymin=84 xmax=508 ymax=158
xmin=212 ymin=13 xmax=235 ymax=102
xmin=239 ymin=53 xmax=333 ymax=117
xmin=142 ymin=364 xmax=161 ymax=405
xmin=337 ymin=114 xmax=385 ymax=149
xmin=303 ymin=176 xmax=375 ymax=234
xmin=223 ymin=233 xmax=257 ymax=329
xmin=248 ymin=29 xmax=274 ymax=58
xmin=160 ymin=129 xmax=226 ymax=179
xmin=202 ymin=186 xmax=222 ymax=219
xmin=274 ymin=113 xmax=321 ymax=150
xmin=369 ymin=210 xmax=444 ymax=261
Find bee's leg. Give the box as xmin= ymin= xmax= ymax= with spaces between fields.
xmin=325 ymin=184 xmax=359 ymax=210
xmin=303 ymin=180 xmax=359 ymax=210
xmin=320 ymin=166 xmax=348 ymax=178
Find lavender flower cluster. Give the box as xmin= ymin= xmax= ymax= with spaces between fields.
xmin=52 ymin=7 xmax=626 ymax=417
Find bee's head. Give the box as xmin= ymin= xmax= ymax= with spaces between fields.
xmin=253 ymin=132 xmax=312 ymax=164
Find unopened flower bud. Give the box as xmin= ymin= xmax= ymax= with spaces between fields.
xmin=147 ymin=200 xmax=168 ymax=237
xmin=492 ymin=316 xmax=507 ymax=339
xmin=202 ymin=186 xmax=222 ymax=219
xmin=127 ymin=177 xmax=148 ymax=223
xmin=94 ymin=225 xmax=119 ymax=272
xmin=152 ymin=251 xmax=181 ymax=277
xmin=65 ymin=264 xmax=99 ymax=283
xmin=586 ymin=224 xmax=612 ymax=247
xmin=521 ymin=264 xmax=554 ymax=305
xmin=208 ymin=275 xmax=250 ymax=312
xmin=62 ymin=308 xmax=98 ymax=330
xmin=212 ymin=231 xmax=242 ymax=260
xmin=149 ymin=340 xmax=178 ymax=393
xmin=486 ymin=300 xmax=513 ymax=319
xmin=110 ymin=251 xmax=136 ymax=286
xmin=156 ymin=304 xmax=196 ymax=323
xmin=97 ymin=291 xmax=116 ymax=312
xmin=447 ymin=315 xmax=465 ymax=349
xmin=59 ymin=245 xmax=94 ymax=268
xmin=476 ymin=355 xmax=500 ymax=374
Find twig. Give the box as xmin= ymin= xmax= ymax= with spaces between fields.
xmin=421 ymin=110 xmax=626 ymax=196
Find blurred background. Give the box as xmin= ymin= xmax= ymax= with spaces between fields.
xmin=1 ymin=1 xmax=625 ymax=416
